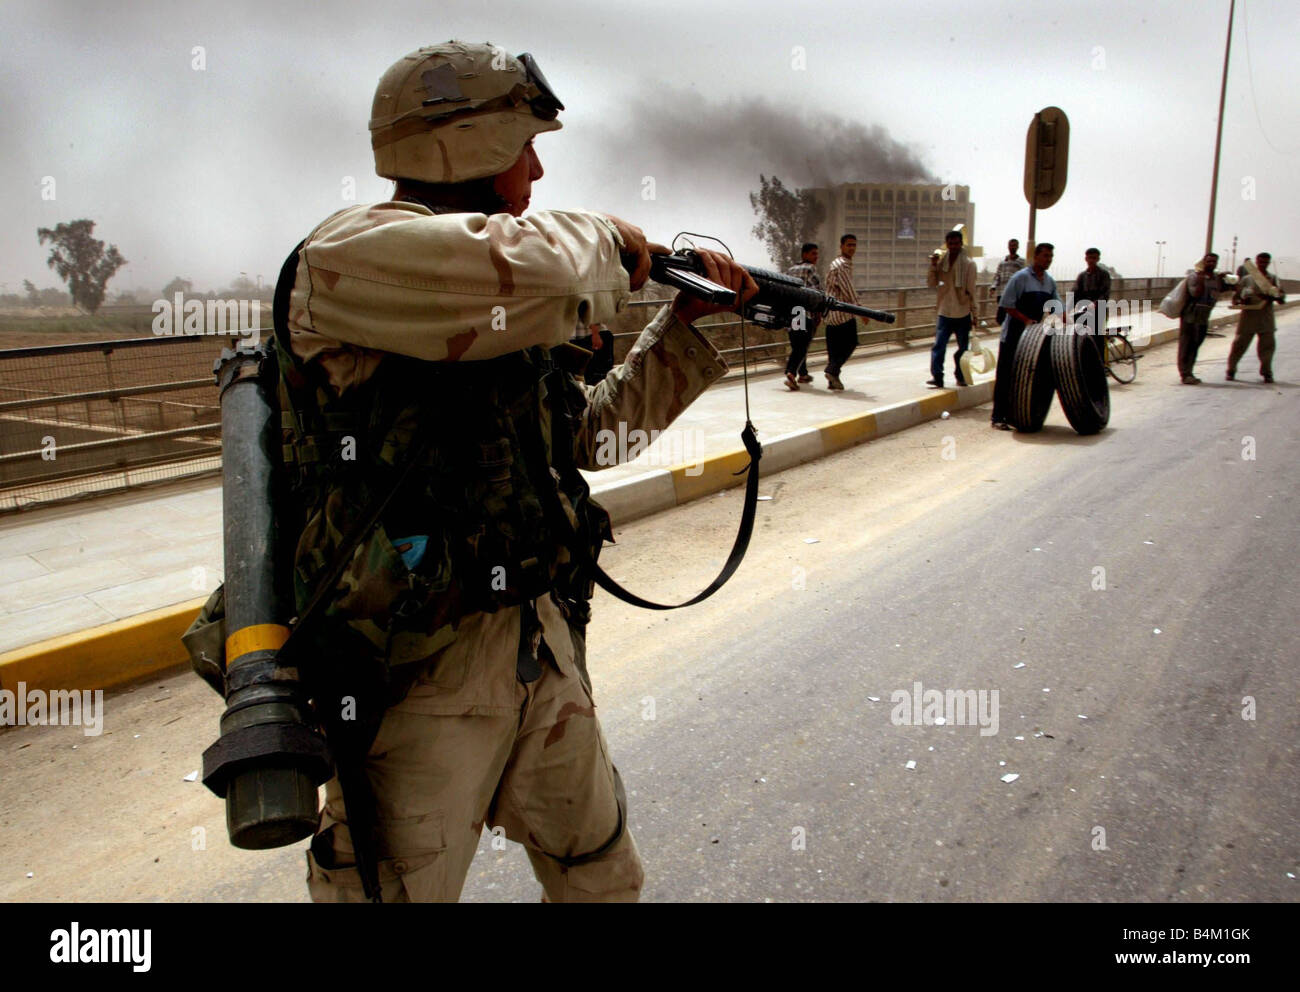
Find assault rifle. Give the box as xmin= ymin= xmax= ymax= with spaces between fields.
xmin=649 ymin=250 xmax=896 ymax=328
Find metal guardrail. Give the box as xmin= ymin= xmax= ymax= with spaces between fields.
xmin=0 ymin=335 xmax=228 ymax=512
xmin=0 ymin=273 xmax=1270 ymax=514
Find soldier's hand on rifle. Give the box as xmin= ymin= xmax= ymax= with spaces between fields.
xmin=670 ymin=249 xmax=760 ymax=326
xmin=601 ymin=214 xmax=668 ymax=292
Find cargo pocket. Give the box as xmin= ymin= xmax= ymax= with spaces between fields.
xmin=305 ymin=811 xmax=450 ymax=903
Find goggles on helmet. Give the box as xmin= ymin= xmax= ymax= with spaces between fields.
xmin=515 ymin=53 xmax=563 ymax=120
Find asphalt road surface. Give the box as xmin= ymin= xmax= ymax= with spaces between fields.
xmin=3 ymin=319 xmax=1297 ymax=902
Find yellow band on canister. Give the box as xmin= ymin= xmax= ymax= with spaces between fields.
xmin=225 ymin=623 xmax=290 ymax=664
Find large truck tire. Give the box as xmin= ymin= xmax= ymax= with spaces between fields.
xmin=1009 ymin=321 xmax=1056 ymax=433
xmin=1051 ymin=330 xmax=1110 ymax=435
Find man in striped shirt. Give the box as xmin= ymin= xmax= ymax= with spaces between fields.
xmin=822 ymin=233 xmax=861 ymax=390
xmin=991 ymin=239 xmax=1027 ymax=324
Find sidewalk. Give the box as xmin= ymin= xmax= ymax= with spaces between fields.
xmin=0 ymin=302 xmax=1217 ymax=676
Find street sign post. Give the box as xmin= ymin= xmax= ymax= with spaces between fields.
xmin=1024 ymin=107 xmax=1070 ymax=257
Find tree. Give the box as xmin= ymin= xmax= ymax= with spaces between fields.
xmin=161 ymin=277 xmax=193 ymax=298
xmin=749 ymin=175 xmax=827 ymax=270
xmin=36 ymin=219 xmax=126 ymax=313
xmin=23 ymin=279 xmax=39 ymax=304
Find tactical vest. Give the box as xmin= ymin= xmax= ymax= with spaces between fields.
xmin=274 ymin=336 xmax=611 ymax=673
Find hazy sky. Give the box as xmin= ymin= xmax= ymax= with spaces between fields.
xmin=3 ymin=0 xmax=1297 ymax=296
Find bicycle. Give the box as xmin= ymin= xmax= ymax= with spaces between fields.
xmin=1101 ymin=326 xmax=1138 ymax=383
xmin=1071 ymin=302 xmax=1139 ymax=384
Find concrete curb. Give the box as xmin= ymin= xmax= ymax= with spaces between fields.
xmin=0 ymin=319 xmax=1199 ymax=696
xmin=592 ymin=381 xmax=992 ymax=525
xmin=0 ymin=597 xmax=206 ymax=696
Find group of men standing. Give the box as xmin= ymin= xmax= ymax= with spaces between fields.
xmin=783 ymin=235 xmax=863 ymax=391
xmin=779 ymin=231 xmax=1284 ymax=413
xmin=1177 ymin=251 xmax=1285 ymax=385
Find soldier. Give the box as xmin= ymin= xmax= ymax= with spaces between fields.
xmin=277 ymin=41 xmax=757 ymax=902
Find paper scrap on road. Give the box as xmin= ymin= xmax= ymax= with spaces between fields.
xmin=905 ymin=760 xmax=916 ymax=770
xmin=183 ymin=770 xmax=198 ymax=782
xmin=1000 ymin=773 xmax=1020 ymax=783
xmin=1013 ymin=662 xmax=1026 ymax=669
xmin=803 ymin=538 xmax=819 ymax=544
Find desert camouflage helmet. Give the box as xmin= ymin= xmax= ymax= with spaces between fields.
xmin=369 ymin=41 xmax=564 ymax=184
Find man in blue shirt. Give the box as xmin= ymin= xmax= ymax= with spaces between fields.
xmin=992 ymin=242 xmax=1060 ymax=429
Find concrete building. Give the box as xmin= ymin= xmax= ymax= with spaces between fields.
xmin=812 ymin=182 xmax=982 ymax=290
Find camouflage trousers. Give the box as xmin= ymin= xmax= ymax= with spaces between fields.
xmin=305 ymin=595 xmax=643 ymax=902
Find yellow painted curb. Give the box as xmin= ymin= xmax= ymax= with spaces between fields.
xmin=916 ymin=391 xmax=959 ymax=417
xmin=670 ymin=448 xmax=753 ymax=504
xmin=819 ymin=412 xmax=878 ymax=454
xmin=0 ymin=597 xmax=206 ymax=695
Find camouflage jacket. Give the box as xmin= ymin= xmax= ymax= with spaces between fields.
xmin=283 ymin=201 xmax=728 ymax=709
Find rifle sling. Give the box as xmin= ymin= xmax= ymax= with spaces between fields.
xmin=539 ymin=367 xmax=763 ymax=610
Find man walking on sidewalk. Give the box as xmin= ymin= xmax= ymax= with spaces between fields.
xmin=991 ymin=242 xmax=1059 ymax=429
xmin=822 ymin=233 xmax=861 ymax=390
xmin=784 ymin=242 xmax=822 ymax=390
xmin=1178 ymin=253 xmax=1226 ymax=385
xmin=992 ymin=238 xmax=1026 ymax=324
xmin=1226 ymin=252 xmax=1286 ymax=383
xmin=927 ymin=229 xmax=977 ymax=389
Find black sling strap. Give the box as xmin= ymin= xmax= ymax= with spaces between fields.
xmin=539 ymin=372 xmax=762 ymax=610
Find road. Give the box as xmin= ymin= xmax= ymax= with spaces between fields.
xmin=2 ymin=319 xmax=1297 ymax=902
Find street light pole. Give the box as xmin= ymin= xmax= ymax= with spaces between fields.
xmin=1206 ymin=0 xmax=1236 ymax=256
